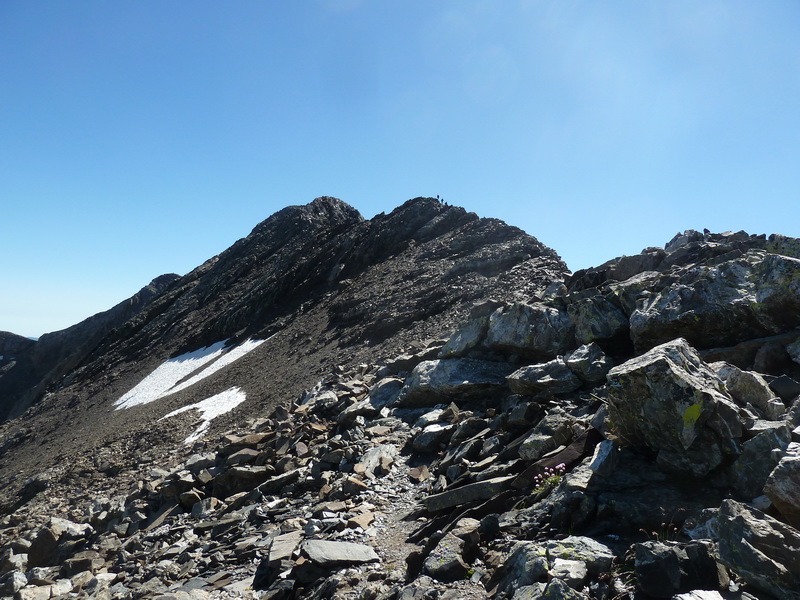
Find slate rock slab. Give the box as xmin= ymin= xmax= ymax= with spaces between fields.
xmin=398 ymin=358 xmax=513 ymax=406
xmin=300 ymin=540 xmax=379 ymax=567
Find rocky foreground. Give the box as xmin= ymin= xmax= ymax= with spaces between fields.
xmin=2 ymin=223 xmax=800 ymax=600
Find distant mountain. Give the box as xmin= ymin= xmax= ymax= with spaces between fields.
xmin=0 ymin=274 xmax=179 ymax=421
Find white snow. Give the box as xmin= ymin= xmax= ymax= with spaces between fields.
xmin=114 ymin=338 xmax=265 ymax=410
xmin=159 ymin=387 xmax=247 ymax=444
xmin=114 ymin=341 xmax=228 ymax=409
xmin=166 ymin=337 xmax=266 ymax=396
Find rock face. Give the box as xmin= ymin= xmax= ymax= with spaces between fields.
xmin=2 ymin=213 xmax=800 ymax=600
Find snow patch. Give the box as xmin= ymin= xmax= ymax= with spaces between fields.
xmin=166 ymin=338 xmax=266 ymax=396
xmin=160 ymin=387 xmax=247 ymax=444
xmin=114 ymin=338 xmax=265 ymax=410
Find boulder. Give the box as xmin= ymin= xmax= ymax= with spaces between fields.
xmin=438 ymin=316 xmax=489 ymax=358
xmin=565 ymin=291 xmax=628 ymax=345
xmin=500 ymin=541 xmax=548 ymax=594
xmin=507 ymin=359 xmax=582 ymax=395
xmin=729 ymin=424 xmax=790 ymax=499
xmin=545 ymin=537 xmax=615 ymax=575
xmin=485 ymin=303 xmax=575 ymax=360
xmin=424 ymin=475 xmax=515 ymax=512
xmin=763 ymin=442 xmax=800 ymax=527
xmin=630 ymin=251 xmax=800 ymax=353
xmin=716 ymin=499 xmax=800 ymax=600
xmin=712 ymin=362 xmax=780 ymax=417
xmin=606 ymin=338 xmax=741 ymax=477
xmin=518 ymin=408 xmax=573 ymax=462
xmin=423 ymin=533 xmax=468 ymax=582
xmin=397 ymin=359 xmax=513 ymax=407
xmin=633 ymin=541 xmax=682 ymax=598
xmin=633 ymin=540 xmax=724 ymax=598
xmin=787 ymin=336 xmax=800 ymax=365
xmin=564 ymin=343 xmax=612 ymax=384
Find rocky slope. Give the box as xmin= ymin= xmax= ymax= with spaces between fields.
xmin=2 ymin=202 xmax=800 ymax=600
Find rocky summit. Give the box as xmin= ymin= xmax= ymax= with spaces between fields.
xmin=1 ymin=199 xmax=799 ymax=600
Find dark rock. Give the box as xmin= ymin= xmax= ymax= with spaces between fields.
xmin=717 ymin=499 xmax=800 ymax=600
xmin=565 ymin=291 xmax=629 ymax=345
xmin=424 ymin=475 xmax=515 ymax=512
xmin=768 ymin=374 xmax=800 ymax=403
xmin=763 ymin=443 xmax=800 ymax=527
xmin=729 ymin=425 xmax=790 ymax=499
xmin=422 ymin=532 xmax=468 ymax=582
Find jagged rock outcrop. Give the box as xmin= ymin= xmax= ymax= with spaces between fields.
xmin=2 ymin=211 xmax=800 ymax=600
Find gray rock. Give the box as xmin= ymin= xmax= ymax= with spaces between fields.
xmin=713 ymin=362 xmax=779 ymax=416
xmin=507 ymin=358 xmax=582 ymax=395
xmin=565 ymin=343 xmax=612 ymax=384
xmin=423 ymin=532 xmax=468 ymax=582
xmin=502 ymin=541 xmax=549 ymax=593
xmin=300 ymin=540 xmax=379 ymax=567
xmin=518 ymin=408 xmax=573 ymax=462
xmin=184 ymin=453 xmax=216 ymax=473
xmin=606 ymin=338 xmax=740 ymax=477
xmin=438 ymin=316 xmax=489 ymax=358
xmin=424 ymin=475 xmax=515 ymax=512
xmin=485 ymin=303 xmax=575 ymax=360
xmin=549 ymin=558 xmax=587 ymax=588
xmin=512 ymin=584 xmax=548 ymax=599
xmin=17 ymin=585 xmax=53 ymax=600
xmin=787 ymin=336 xmax=800 ymax=365
xmin=630 ymin=251 xmax=800 ymax=352
xmin=716 ymin=499 xmax=800 ymax=600
xmin=566 ymin=291 xmax=629 ymax=345
xmin=673 ymin=592 xmax=725 ymax=600
xmin=0 ymin=549 xmax=27 ymax=574
xmin=0 ymin=571 xmax=27 ymax=594
xmin=355 ymin=444 xmax=396 ymax=478
xmin=764 ymin=442 xmax=800 ymax=527
xmin=545 ymin=536 xmax=615 ymax=575
xmin=729 ymin=424 xmax=790 ymax=499
xmin=412 ymin=423 xmax=454 ymax=453
xmin=339 ymin=377 xmax=404 ymax=423
xmin=633 ymin=541 xmax=682 ymax=598
xmin=588 ymin=439 xmax=619 ymax=478
xmin=398 ymin=359 xmax=513 ymax=407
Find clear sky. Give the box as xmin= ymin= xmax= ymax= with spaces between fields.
xmin=2 ymin=1 xmax=799 ymax=338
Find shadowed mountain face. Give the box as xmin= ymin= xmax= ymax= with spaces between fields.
xmin=0 ymin=196 xmax=567 ymax=504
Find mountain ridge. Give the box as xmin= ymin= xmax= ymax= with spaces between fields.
xmin=2 ymin=198 xmax=800 ymax=600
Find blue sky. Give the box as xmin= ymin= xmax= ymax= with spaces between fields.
xmin=2 ymin=1 xmax=799 ymax=338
